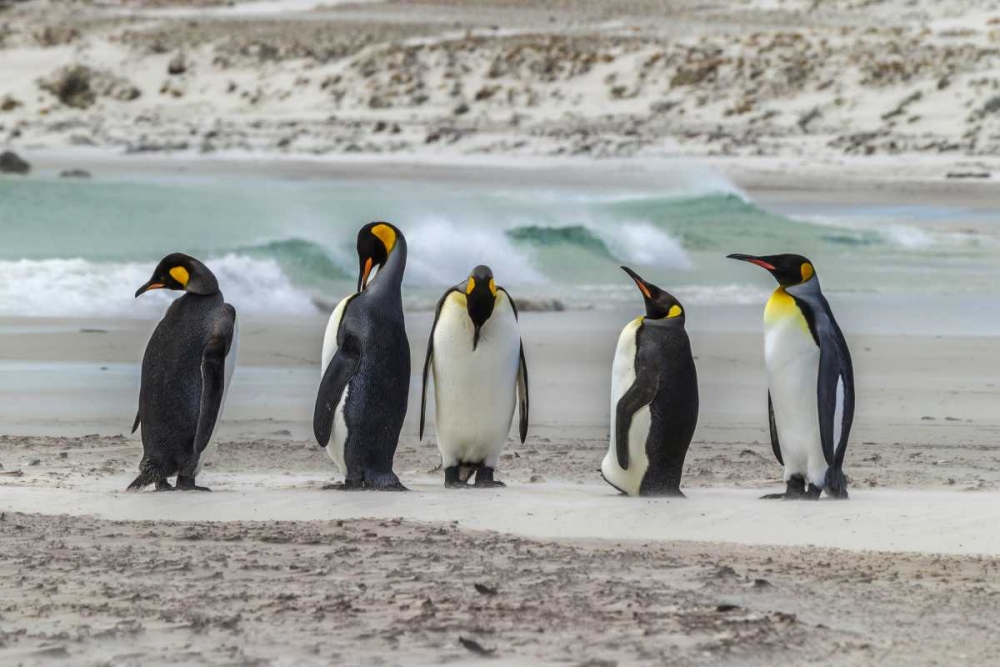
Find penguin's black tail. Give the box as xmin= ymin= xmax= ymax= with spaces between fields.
xmin=825 ymin=467 xmax=849 ymax=500
xmin=127 ymin=457 xmax=170 ymax=493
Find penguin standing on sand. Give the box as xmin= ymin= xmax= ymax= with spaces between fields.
xmin=129 ymin=253 xmax=238 ymax=492
xmin=728 ymin=253 xmax=854 ymax=499
xmin=600 ymin=267 xmax=698 ymax=497
xmin=314 ymin=222 xmax=410 ymax=490
xmin=420 ymin=265 xmax=528 ymax=488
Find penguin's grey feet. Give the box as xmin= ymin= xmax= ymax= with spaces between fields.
xmin=175 ymin=476 xmax=211 ymax=492
xmin=761 ymin=475 xmax=806 ymax=500
xmin=362 ymin=470 xmax=408 ymax=491
xmin=155 ymin=480 xmax=174 ymax=492
xmin=805 ymin=484 xmax=822 ymax=500
xmin=473 ymin=468 xmax=505 ymax=488
xmin=444 ymin=466 xmax=468 ymax=489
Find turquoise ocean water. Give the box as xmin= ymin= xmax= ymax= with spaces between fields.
xmin=2 ymin=167 xmax=999 ymax=319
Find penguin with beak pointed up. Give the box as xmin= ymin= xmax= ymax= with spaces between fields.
xmin=314 ymin=222 xmax=410 ymax=490
xmin=728 ymin=253 xmax=854 ymax=499
xmin=600 ymin=267 xmax=699 ymax=497
xmin=129 ymin=253 xmax=239 ymax=492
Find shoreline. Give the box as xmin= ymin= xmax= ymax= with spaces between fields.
xmin=12 ymin=148 xmax=1000 ymax=208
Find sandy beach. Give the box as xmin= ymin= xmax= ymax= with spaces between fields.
xmin=2 ymin=306 xmax=1000 ymax=664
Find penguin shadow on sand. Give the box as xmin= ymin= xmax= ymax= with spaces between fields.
xmin=128 ymin=253 xmax=239 ymax=493
xmin=313 ymin=222 xmax=411 ymax=491
xmin=600 ymin=267 xmax=699 ymax=499
xmin=729 ymin=253 xmax=854 ymax=501
xmin=419 ymin=264 xmax=529 ymax=489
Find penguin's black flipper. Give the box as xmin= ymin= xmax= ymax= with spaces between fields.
xmin=516 ymin=341 xmax=529 ymax=443
xmin=131 ymin=410 xmax=141 ymax=434
xmin=498 ymin=288 xmax=529 ymax=443
xmin=420 ymin=287 xmax=458 ymax=441
xmin=615 ymin=357 xmax=660 ymax=471
xmin=192 ymin=322 xmax=233 ymax=456
xmin=314 ymin=338 xmax=361 ymax=448
xmin=767 ymin=392 xmax=783 ymax=466
xmin=816 ymin=323 xmax=855 ymax=471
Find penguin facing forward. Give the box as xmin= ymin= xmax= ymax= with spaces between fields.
xmin=420 ymin=265 xmax=528 ymax=488
xmin=600 ymin=267 xmax=698 ymax=497
xmin=728 ymin=253 xmax=854 ymax=500
xmin=129 ymin=253 xmax=238 ymax=492
xmin=314 ymin=222 xmax=410 ymax=491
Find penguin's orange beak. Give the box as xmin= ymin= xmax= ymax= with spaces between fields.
xmin=358 ymin=257 xmax=374 ymax=293
xmin=727 ymin=254 xmax=775 ymax=270
xmin=621 ymin=266 xmax=652 ymax=298
xmin=135 ymin=281 xmax=165 ymax=298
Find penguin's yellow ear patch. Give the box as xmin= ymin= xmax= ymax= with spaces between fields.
xmin=488 ymin=278 xmax=497 ymax=296
xmin=169 ymin=266 xmax=190 ymax=286
xmin=371 ymin=224 xmax=397 ymax=253
xmin=668 ymin=305 xmax=683 ymax=318
xmin=801 ymin=262 xmax=814 ymax=282
xmin=466 ymin=277 xmax=476 ymax=294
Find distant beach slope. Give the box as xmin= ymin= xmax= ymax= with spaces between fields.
xmin=1 ymin=0 xmax=1000 ymax=177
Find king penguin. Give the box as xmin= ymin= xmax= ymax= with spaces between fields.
xmin=728 ymin=253 xmax=854 ymax=499
xmin=314 ymin=222 xmax=410 ymax=491
xmin=600 ymin=267 xmax=699 ymax=497
xmin=128 ymin=253 xmax=238 ymax=492
xmin=419 ymin=265 xmax=528 ymax=488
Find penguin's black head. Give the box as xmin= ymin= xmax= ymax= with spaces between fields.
xmin=464 ymin=264 xmax=497 ymax=350
xmin=356 ymin=221 xmax=401 ymax=292
xmin=135 ymin=253 xmax=219 ymax=298
xmin=621 ymin=266 xmax=684 ymax=321
xmin=727 ymin=253 xmax=816 ymax=287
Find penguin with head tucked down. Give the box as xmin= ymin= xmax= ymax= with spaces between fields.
xmin=420 ymin=265 xmax=529 ymax=488
xmin=728 ymin=253 xmax=854 ymax=500
xmin=600 ymin=267 xmax=698 ymax=497
xmin=314 ymin=222 xmax=410 ymax=491
xmin=129 ymin=253 xmax=239 ymax=492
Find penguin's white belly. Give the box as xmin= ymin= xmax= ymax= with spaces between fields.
xmin=432 ymin=295 xmax=520 ymax=468
xmin=764 ymin=315 xmax=826 ymax=486
xmin=195 ymin=314 xmax=240 ymax=476
xmin=320 ymin=295 xmax=353 ymax=474
xmin=601 ymin=318 xmax=650 ymax=496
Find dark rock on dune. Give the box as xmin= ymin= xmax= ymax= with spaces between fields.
xmin=0 ymin=150 xmax=30 ymax=174
xmin=168 ymin=52 xmax=187 ymax=75
xmin=40 ymin=65 xmax=96 ymax=109
xmin=60 ymin=168 xmax=91 ymax=178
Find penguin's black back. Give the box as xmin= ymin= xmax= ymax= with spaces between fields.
xmin=138 ymin=292 xmax=231 ymax=475
xmin=339 ymin=285 xmax=410 ymax=480
xmin=637 ymin=320 xmax=699 ymax=495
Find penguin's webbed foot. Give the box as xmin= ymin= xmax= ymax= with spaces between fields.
xmin=473 ymin=467 xmax=505 ymax=488
xmin=155 ymin=480 xmax=174 ymax=492
xmin=176 ymin=475 xmax=211 ymax=492
xmin=761 ymin=475 xmax=813 ymax=500
xmin=327 ymin=478 xmax=368 ymax=491
xmin=363 ymin=470 xmax=408 ymax=492
xmin=444 ymin=466 xmax=467 ymax=489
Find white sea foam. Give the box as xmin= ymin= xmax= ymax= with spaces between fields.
xmin=0 ymin=255 xmax=317 ymax=319
xmin=596 ymin=222 xmax=692 ymax=270
xmin=403 ymin=217 xmax=546 ymax=287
